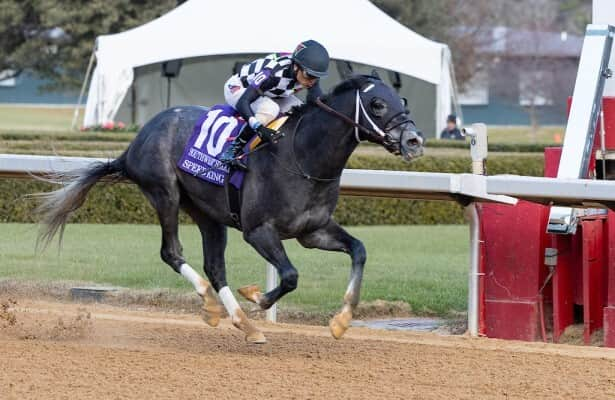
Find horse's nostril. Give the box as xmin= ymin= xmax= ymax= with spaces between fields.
xmin=407 ymin=138 xmax=420 ymax=147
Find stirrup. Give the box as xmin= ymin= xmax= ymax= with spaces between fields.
xmin=220 ymin=143 xmax=242 ymax=161
xmin=229 ymin=157 xmax=248 ymax=171
xmin=220 ymin=138 xmax=248 ymax=171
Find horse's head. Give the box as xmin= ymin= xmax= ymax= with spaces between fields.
xmin=352 ymin=74 xmax=423 ymax=161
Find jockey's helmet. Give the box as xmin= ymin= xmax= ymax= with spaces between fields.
xmin=292 ymin=40 xmax=329 ymax=78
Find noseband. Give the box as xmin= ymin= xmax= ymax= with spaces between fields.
xmin=315 ymin=90 xmax=413 ymax=145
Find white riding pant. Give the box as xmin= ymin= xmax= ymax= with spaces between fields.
xmin=224 ymin=75 xmax=302 ymax=126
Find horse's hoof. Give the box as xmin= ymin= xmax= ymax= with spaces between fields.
xmin=201 ymin=303 xmax=223 ymax=327
xmin=231 ymin=309 xmax=266 ymax=344
xmin=329 ymin=311 xmax=352 ymax=339
xmin=238 ymin=284 xmax=263 ymax=305
xmin=200 ymin=287 xmax=223 ymax=327
xmin=246 ymin=331 xmax=267 ymax=344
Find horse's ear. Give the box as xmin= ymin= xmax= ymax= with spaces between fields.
xmin=371 ymin=69 xmax=381 ymax=80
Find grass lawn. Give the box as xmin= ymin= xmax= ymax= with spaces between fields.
xmin=0 ymin=105 xmax=75 ymax=132
xmin=487 ymin=125 xmax=565 ymax=144
xmin=0 ymin=223 xmax=469 ymax=316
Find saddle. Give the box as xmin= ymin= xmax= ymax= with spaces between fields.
xmin=245 ymin=116 xmax=289 ymax=151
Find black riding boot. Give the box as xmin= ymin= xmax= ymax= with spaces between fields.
xmin=219 ymin=139 xmax=248 ymax=171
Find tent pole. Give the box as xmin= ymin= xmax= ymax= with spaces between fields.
xmin=167 ymin=76 xmax=172 ymax=108
xmin=436 ymin=48 xmax=450 ymax=139
xmin=447 ymin=50 xmax=463 ymax=123
xmin=71 ymin=48 xmax=96 ymax=130
xmin=131 ymin=82 xmax=137 ymax=125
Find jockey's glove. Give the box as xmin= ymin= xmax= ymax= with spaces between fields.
xmin=256 ymin=125 xmax=280 ymax=143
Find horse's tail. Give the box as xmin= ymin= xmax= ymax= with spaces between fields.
xmin=35 ymin=153 xmax=128 ymax=250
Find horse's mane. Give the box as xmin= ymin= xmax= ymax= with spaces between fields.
xmin=290 ymin=74 xmax=381 ymax=115
xmin=328 ymin=74 xmax=381 ymax=97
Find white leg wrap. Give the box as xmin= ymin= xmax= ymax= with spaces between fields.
xmin=179 ymin=263 xmax=207 ymax=296
xmin=345 ymin=275 xmax=359 ymax=300
xmin=218 ymin=286 xmax=241 ymax=319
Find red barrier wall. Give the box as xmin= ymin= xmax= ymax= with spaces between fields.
xmin=481 ymin=97 xmax=615 ymax=345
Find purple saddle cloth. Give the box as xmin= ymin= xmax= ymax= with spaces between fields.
xmin=177 ymin=104 xmax=248 ymax=189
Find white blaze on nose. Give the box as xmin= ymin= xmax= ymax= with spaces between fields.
xmin=362 ymin=83 xmax=375 ymax=93
xmin=179 ymin=263 xmax=208 ymax=296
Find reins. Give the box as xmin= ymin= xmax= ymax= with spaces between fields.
xmin=268 ymin=115 xmax=340 ymax=182
xmin=315 ymin=96 xmax=379 ymax=142
xmin=195 ymin=115 xmax=340 ymax=183
xmin=315 ymin=91 xmax=390 ymax=144
xmin=197 ymin=86 xmax=401 ymax=182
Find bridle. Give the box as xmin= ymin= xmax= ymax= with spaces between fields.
xmin=266 ymin=85 xmax=416 ymax=182
xmin=314 ymin=88 xmax=414 ymax=151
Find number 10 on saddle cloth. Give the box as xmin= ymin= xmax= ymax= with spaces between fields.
xmin=177 ymin=104 xmax=287 ymax=187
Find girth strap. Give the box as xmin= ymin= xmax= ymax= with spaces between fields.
xmin=225 ymin=177 xmax=242 ymax=230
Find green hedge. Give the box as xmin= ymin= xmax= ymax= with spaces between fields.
xmin=334 ymin=153 xmax=543 ymax=225
xmin=0 ymin=131 xmax=136 ymax=142
xmin=0 ymin=154 xmax=543 ymax=226
xmin=1 ymin=131 xmax=552 ymax=152
xmin=419 ymin=139 xmax=551 ymax=153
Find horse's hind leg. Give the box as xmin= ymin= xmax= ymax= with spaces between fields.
xmin=297 ymin=220 xmax=366 ymax=340
xmin=141 ymin=187 xmax=219 ymax=326
xmin=185 ymin=207 xmax=266 ymax=344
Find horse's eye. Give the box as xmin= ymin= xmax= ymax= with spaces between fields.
xmin=370 ymin=98 xmax=387 ymax=117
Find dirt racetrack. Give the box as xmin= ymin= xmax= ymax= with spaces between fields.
xmin=1 ymin=298 xmax=615 ymax=400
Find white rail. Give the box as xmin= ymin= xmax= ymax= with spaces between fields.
xmin=0 ymin=154 xmax=514 ymax=203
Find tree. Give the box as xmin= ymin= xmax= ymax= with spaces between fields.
xmin=373 ymin=0 xmax=590 ymax=133
xmin=554 ymin=0 xmax=592 ymax=35
xmin=494 ymin=0 xmax=585 ymax=137
xmin=0 ymin=1 xmax=40 ymax=81
xmin=371 ymin=0 xmax=505 ymax=88
xmin=0 ymin=0 xmax=175 ymax=91
xmin=371 ymin=0 xmax=590 ymax=87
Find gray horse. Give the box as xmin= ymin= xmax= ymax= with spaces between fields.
xmin=37 ymin=74 xmax=423 ymax=343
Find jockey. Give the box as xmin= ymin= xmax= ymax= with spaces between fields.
xmin=219 ymin=39 xmax=330 ymax=170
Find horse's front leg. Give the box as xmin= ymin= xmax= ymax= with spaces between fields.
xmin=297 ymin=220 xmax=366 ymax=339
xmin=239 ymin=223 xmax=298 ymax=309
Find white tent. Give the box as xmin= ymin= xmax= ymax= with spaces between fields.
xmin=83 ymin=0 xmax=459 ymax=135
